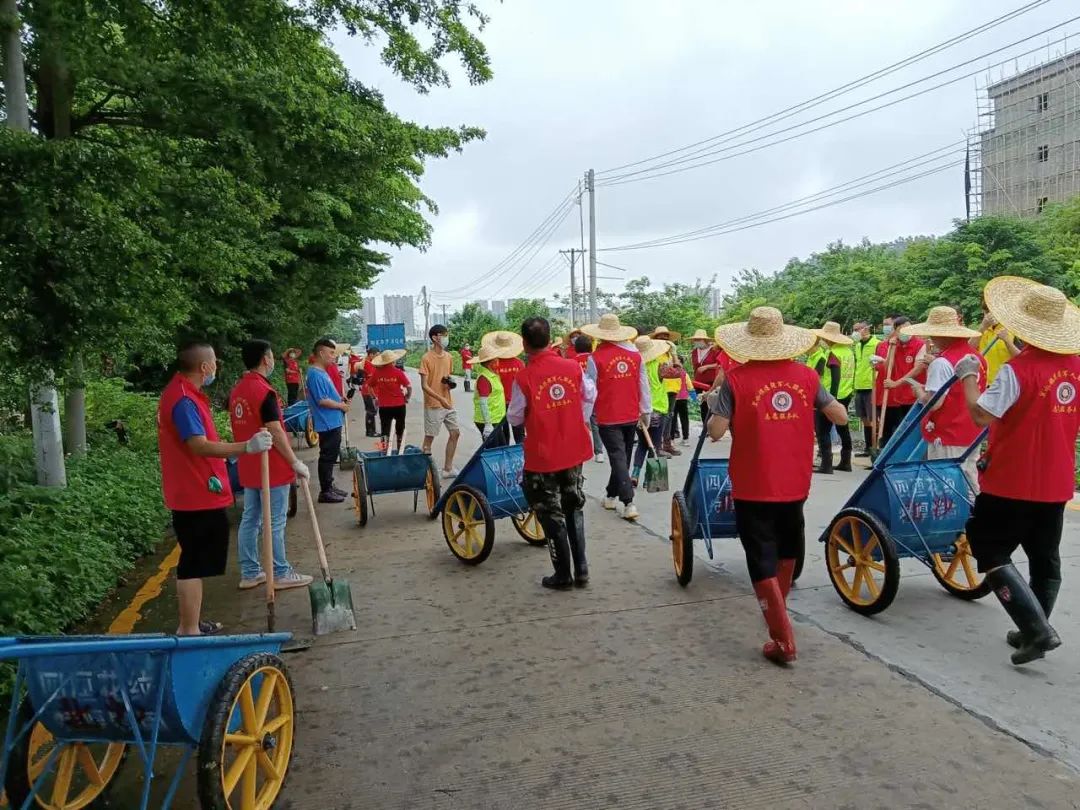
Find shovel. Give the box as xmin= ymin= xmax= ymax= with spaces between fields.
xmin=300 ymin=477 xmax=357 ymax=635
xmin=870 ymin=343 xmax=897 ymax=463
xmin=339 ymin=401 xmax=359 ymax=470
xmin=641 ymin=427 xmax=669 ymax=493
xmin=260 ymin=451 xmax=276 ymax=632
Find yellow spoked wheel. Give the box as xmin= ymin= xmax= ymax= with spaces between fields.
xmin=304 ymin=416 xmax=319 ymax=448
xmin=441 ymin=485 xmax=495 ymax=565
xmin=424 ymin=459 xmax=441 ymax=519
xmin=930 ymin=533 xmax=991 ymax=600
xmin=198 ymin=653 xmax=295 ymax=810
xmin=510 ymin=511 xmax=547 ymax=546
xmin=4 ymin=707 xmax=126 ymax=810
xmin=671 ymin=491 xmax=694 ymax=587
xmin=352 ymin=465 xmax=368 ymax=527
xmin=824 ymin=507 xmax=900 ymax=615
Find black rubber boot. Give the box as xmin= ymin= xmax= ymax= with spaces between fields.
xmin=539 ymin=515 xmax=574 ymax=590
xmin=856 ymin=425 xmax=873 ymax=457
xmin=836 ymin=449 xmax=853 ymax=472
xmin=566 ymin=510 xmax=588 ymax=587
xmin=988 ymin=564 xmax=1061 ymax=665
xmin=1007 ymin=577 xmax=1061 ymax=649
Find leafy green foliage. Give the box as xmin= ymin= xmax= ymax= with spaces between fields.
xmin=446 ymin=302 xmax=502 ymax=352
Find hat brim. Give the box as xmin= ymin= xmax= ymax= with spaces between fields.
xmin=638 ymin=339 xmax=670 ymax=364
xmin=714 ymin=323 xmax=817 ymax=362
xmin=900 ymin=322 xmax=980 ymax=340
xmin=581 ymin=323 xmax=638 ymax=342
xmin=651 ymin=329 xmax=682 ymax=341
xmin=480 ymin=331 xmax=524 ymax=359
xmin=812 ymin=329 xmax=853 ymax=346
xmin=371 ymin=349 xmax=407 ymax=366
xmin=984 ymin=276 xmax=1080 ymax=354
xmin=689 ymin=330 xmax=711 ymax=341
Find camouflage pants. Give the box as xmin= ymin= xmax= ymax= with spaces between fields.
xmin=521 ymin=466 xmax=585 ymax=528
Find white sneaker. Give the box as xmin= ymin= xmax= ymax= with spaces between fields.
xmin=441 ymin=467 xmax=460 ymax=479
xmin=602 ymin=497 xmax=618 ymax=510
xmin=622 ymin=503 xmax=640 ymax=521
xmin=238 ymin=572 xmax=267 ymax=590
xmin=679 ymin=439 xmax=690 ymax=447
xmin=594 ymin=453 xmax=605 ymax=464
xmin=274 ymin=570 xmax=314 ymax=591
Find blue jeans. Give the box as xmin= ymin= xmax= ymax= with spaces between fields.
xmin=237 ymin=484 xmax=292 ymax=580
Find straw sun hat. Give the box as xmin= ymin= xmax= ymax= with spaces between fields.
xmin=370 ymin=349 xmax=407 ymax=367
xmin=984 ymin=276 xmax=1080 ymax=354
xmin=466 ymin=344 xmax=503 ymax=365
xmin=634 ymin=336 xmax=672 ymax=364
xmin=689 ymin=329 xmax=712 ymax=342
xmin=901 ymin=306 xmax=980 ymax=340
xmin=480 ymin=330 xmax=524 ymax=359
xmin=581 ymin=313 xmax=638 ymax=343
xmin=650 ymin=325 xmax=682 ymax=341
xmin=812 ymin=321 xmax=853 ymax=346
xmin=714 ymin=306 xmax=817 ymax=362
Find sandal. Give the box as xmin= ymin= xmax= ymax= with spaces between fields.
xmin=199 ymin=620 xmax=223 ymax=635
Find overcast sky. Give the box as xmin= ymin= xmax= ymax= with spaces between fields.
xmin=329 ymin=0 xmax=1076 ymax=319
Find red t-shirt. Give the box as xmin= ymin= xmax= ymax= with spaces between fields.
xmin=283 ymin=356 xmax=301 ymax=384
xmin=460 ymin=348 xmax=473 ymax=364
xmin=874 ymin=337 xmax=925 ymax=406
xmin=370 ymin=366 xmax=410 ymax=407
xmin=490 ymin=357 xmax=525 ymax=404
xmin=476 ymin=376 xmax=493 ymax=397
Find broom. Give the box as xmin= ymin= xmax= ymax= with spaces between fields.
xmin=300 ymin=477 xmax=357 ymax=635
xmin=641 ymin=426 xmax=669 ymax=493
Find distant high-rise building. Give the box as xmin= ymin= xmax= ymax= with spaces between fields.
xmin=707 ymin=288 xmax=722 ymax=317
xmin=384 ymin=295 xmax=417 ymax=338
xmin=362 ymin=297 xmax=377 ymax=326
xmin=471 ymin=300 xmax=490 ymax=313
xmin=491 ymin=300 xmax=507 ymax=318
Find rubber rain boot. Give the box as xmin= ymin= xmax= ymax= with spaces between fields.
xmin=752 ymin=578 xmax=796 ymax=664
xmin=777 ymin=558 xmax=797 ymax=599
xmin=814 ymin=434 xmax=833 ymax=474
xmin=1008 ymin=577 xmax=1061 ymax=649
xmin=836 ymin=431 xmax=853 ymax=472
xmin=566 ymin=510 xmax=588 ymax=587
xmin=989 ymin=564 xmax=1061 ymax=665
xmin=539 ymin=515 xmax=574 ymax=590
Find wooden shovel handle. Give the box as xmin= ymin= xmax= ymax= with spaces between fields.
xmin=876 ymin=343 xmax=897 ymax=444
xmin=640 ymin=422 xmax=658 ymax=458
xmin=299 ymin=477 xmax=332 ymax=580
xmin=397 ymin=428 xmax=407 ymax=455
xmin=260 ymin=450 xmax=275 ymax=631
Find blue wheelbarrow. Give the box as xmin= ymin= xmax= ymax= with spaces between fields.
xmin=431 ymin=431 xmax=547 ymax=565
xmin=283 ymin=401 xmax=318 ymax=449
xmin=1 ymin=632 xmax=294 ymax=810
xmin=350 ymin=446 xmax=442 ymax=527
xmin=820 ymin=376 xmax=990 ymax=614
xmin=669 ymin=430 xmax=806 ymax=587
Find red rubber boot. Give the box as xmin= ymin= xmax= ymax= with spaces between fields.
xmin=753 ymin=578 xmax=797 ymax=664
xmin=777 ymin=558 xmax=796 ymax=598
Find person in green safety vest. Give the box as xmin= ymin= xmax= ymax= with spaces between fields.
xmin=809 ymin=321 xmax=855 ymax=473
xmin=851 ymin=321 xmax=880 ymax=457
xmin=469 ymin=344 xmax=507 ymax=446
xmin=631 ymin=336 xmax=672 ymax=487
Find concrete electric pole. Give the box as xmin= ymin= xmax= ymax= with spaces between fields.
xmin=586 ymin=169 xmax=598 ymax=323
xmin=559 ymin=249 xmax=580 ymax=327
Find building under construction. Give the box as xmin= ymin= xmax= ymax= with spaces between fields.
xmin=970 ymin=49 xmax=1080 ymax=219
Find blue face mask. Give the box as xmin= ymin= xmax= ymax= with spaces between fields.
xmin=882 ymin=324 xmax=894 ymax=337
xmin=202 ymin=373 xmax=216 ymax=387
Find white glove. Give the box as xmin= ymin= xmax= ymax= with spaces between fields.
xmin=481 ymin=424 xmax=494 ymax=439
xmin=705 ymin=387 xmax=722 ymax=414
xmin=292 ymin=460 xmax=310 ymax=480
xmin=954 ymin=354 xmax=982 ymax=381
xmin=244 ymin=430 xmax=273 ymax=454
xmin=868 ymin=355 xmax=885 ymax=366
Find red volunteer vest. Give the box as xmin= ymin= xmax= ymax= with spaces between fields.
xmin=921 ymin=343 xmax=985 ymax=447
xmin=981 ymin=348 xmax=1080 ymax=503
xmin=328 ymin=362 xmax=344 ymax=396
xmin=370 ymin=365 xmax=408 ymax=407
xmin=491 ymin=357 xmax=524 ymax=404
xmin=157 ymin=374 xmax=233 ymax=511
xmin=575 ymin=353 xmax=590 ymax=373
xmin=229 ymin=371 xmax=293 ymax=489
xmin=516 ymin=350 xmax=592 ymax=473
xmin=592 ymin=342 xmax=642 ymax=426
xmin=874 ymin=337 xmax=925 ymax=406
xmin=692 ymin=346 xmax=721 ymax=389
xmin=727 ymin=360 xmax=820 ymax=502
xmin=283 ymin=357 xmax=300 ymax=384
xmin=361 ymin=359 xmax=376 ymax=396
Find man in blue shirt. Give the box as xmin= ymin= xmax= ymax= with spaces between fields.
xmin=306 ymin=337 xmax=350 ymax=503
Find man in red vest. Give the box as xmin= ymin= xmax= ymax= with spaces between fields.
xmin=581 ymin=314 xmax=651 ymax=521
xmin=282 ymin=348 xmax=302 ymax=405
xmin=508 ymin=317 xmax=596 ymax=589
xmin=229 ymin=340 xmax=314 ymax=591
xmin=573 ymin=333 xmax=604 ymax=463
xmin=959 ymin=277 xmax=1080 ymax=666
xmin=902 ymin=306 xmax=986 ymax=489
xmin=871 ymin=315 xmax=926 ymax=444
xmin=157 ymin=342 xmax=273 ymax=635
xmin=706 ymin=307 xmax=848 ymax=664
xmin=361 ymin=346 xmax=379 ymax=437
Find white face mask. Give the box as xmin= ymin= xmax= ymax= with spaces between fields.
xmin=264 ymin=359 xmax=275 ymax=378
xmin=882 ymin=324 xmax=893 ymax=336
xmin=693 ymin=341 xmax=707 ymax=351
xmin=898 ymin=334 xmax=911 ymax=344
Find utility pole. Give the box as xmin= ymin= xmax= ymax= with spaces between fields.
xmin=4 ymin=1 xmax=66 ymax=486
xmin=441 ymin=304 xmax=448 ymax=324
xmin=559 ymin=249 xmax=580 ymax=327
xmin=586 ymin=169 xmax=598 ymax=323
xmin=420 ymin=286 xmax=431 ymax=334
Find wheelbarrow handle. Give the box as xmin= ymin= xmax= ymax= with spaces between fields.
xmin=299 ymin=476 xmax=333 ymax=581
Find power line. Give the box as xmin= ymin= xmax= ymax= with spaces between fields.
xmin=595 ymin=0 xmax=1052 ymax=178
xmin=597 ymin=19 xmax=1080 ymax=187
xmin=482 ymin=204 xmax=577 ymax=299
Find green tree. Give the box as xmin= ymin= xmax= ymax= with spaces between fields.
xmin=447 ymin=303 xmax=500 ymax=351
xmin=504 ymin=298 xmax=549 ymax=330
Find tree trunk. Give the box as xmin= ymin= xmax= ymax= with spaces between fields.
xmin=0 ymin=0 xmax=30 ymax=130
xmin=65 ymin=355 xmax=87 ymax=456
xmin=30 ymin=373 xmax=67 ymax=486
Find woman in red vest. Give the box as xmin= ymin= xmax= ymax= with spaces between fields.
xmin=157 ymin=342 xmax=274 ymax=635
xmin=508 ymin=317 xmax=596 ymax=589
xmin=368 ymin=348 xmax=411 ymax=449
xmin=229 ymin=340 xmax=314 ymax=592
xmin=362 ymin=346 xmax=379 ymax=437
xmin=706 ymin=307 xmax=848 ymax=664
xmin=282 ymin=348 xmax=302 ymax=404
xmin=483 ymin=331 xmax=527 ymax=444
xmin=959 ymin=277 xmax=1080 ymax=666
xmin=573 ymin=333 xmax=604 ymax=463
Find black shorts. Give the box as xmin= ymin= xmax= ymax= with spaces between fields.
xmin=734 ymin=499 xmax=805 ymax=582
xmin=966 ymin=493 xmax=1065 ymax=574
xmin=172 ymin=508 xmax=230 ymax=580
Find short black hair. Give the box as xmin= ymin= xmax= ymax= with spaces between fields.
xmin=313 ymin=337 xmax=335 ymax=354
xmin=429 ymin=324 xmax=448 ymax=341
xmin=892 ymin=315 xmax=911 ymax=328
xmin=521 ymin=317 xmax=550 ymax=351
xmin=242 ymin=339 xmax=273 ymax=371
xmin=573 ymin=334 xmax=592 ymax=353
xmin=177 ymin=341 xmax=213 ymax=373
xmin=366 ymin=346 xmax=378 ymax=354
xmin=884 ymin=313 xmax=901 ymax=321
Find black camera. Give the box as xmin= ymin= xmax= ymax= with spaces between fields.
xmin=442 ymin=376 xmax=458 ymax=390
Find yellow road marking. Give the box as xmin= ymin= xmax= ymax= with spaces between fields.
xmin=107 ymin=544 xmax=181 ymax=634
xmin=1068 ymin=502 xmax=1080 ymax=512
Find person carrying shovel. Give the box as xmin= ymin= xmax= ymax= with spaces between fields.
xmin=507 ymin=317 xmax=596 ymax=589
xmin=706 ymin=307 xmax=848 ymax=664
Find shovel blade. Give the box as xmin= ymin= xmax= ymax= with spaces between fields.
xmin=644 ymin=458 xmax=669 ymax=493
xmin=309 ymin=577 xmax=357 ymax=635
